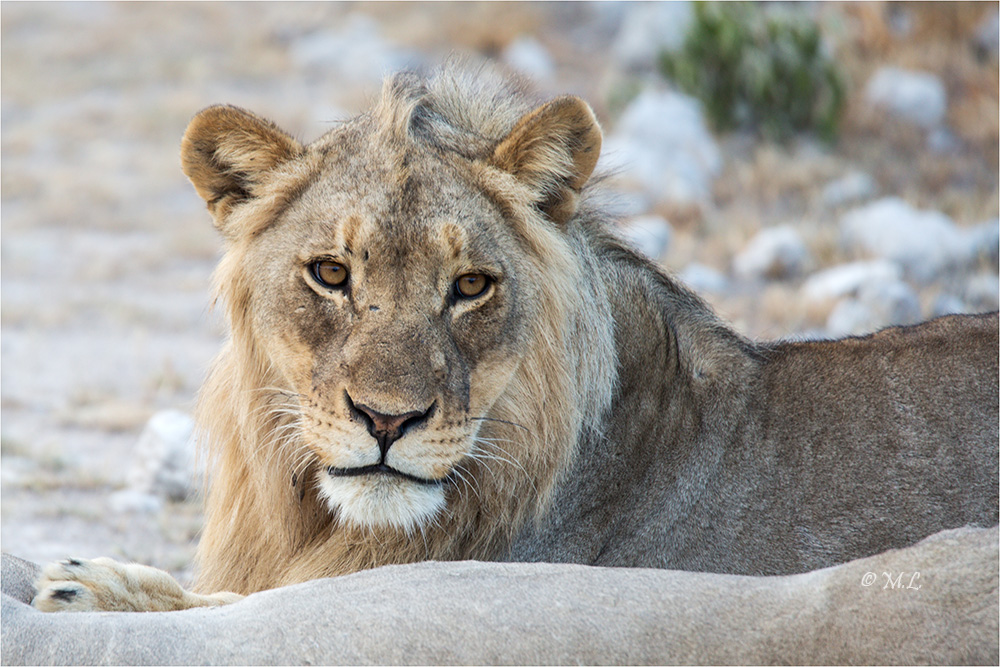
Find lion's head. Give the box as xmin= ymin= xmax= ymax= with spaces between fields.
xmin=182 ymin=63 xmax=616 ymax=548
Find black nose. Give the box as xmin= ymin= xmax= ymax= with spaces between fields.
xmin=346 ymin=393 xmax=434 ymax=459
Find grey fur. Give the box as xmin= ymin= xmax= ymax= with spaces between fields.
xmin=510 ymin=224 xmax=998 ymax=574
xmin=4 ymin=527 xmax=998 ymax=664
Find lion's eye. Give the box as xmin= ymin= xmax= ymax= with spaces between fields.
xmin=455 ymin=273 xmax=490 ymax=299
xmin=311 ymin=260 xmax=349 ymax=288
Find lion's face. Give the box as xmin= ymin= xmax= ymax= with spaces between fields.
xmin=243 ymin=135 xmax=537 ymax=529
xmin=181 ymin=75 xmax=602 ymax=532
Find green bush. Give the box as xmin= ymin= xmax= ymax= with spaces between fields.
xmin=659 ymin=2 xmax=845 ymax=142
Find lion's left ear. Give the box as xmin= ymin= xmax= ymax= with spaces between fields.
xmin=490 ymin=96 xmax=602 ymax=225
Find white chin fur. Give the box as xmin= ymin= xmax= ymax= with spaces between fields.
xmin=317 ymin=473 xmax=446 ymax=532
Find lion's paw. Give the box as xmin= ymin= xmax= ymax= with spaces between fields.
xmin=33 ymin=557 xmax=233 ymax=613
xmin=32 ymin=558 xmax=101 ymax=612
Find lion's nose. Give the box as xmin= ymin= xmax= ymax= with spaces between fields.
xmin=346 ymin=393 xmax=434 ymax=458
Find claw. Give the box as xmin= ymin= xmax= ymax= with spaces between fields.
xmin=49 ymin=587 xmax=79 ymax=602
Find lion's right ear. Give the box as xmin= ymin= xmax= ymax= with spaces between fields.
xmin=181 ymin=105 xmax=303 ymax=228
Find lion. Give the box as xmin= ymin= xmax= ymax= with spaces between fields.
xmin=34 ymin=61 xmax=998 ymax=612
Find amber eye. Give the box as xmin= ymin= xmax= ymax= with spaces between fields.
xmin=455 ymin=273 xmax=490 ymax=299
xmin=311 ymin=260 xmax=349 ymax=288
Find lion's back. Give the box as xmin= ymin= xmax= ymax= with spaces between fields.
xmin=751 ymin=312 xmax=999 ymax=569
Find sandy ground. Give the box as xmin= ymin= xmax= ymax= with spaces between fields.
xmin=2 ymin=2 xmax=996 ymax=586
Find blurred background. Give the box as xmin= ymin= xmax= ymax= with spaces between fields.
xmin=2 ymin=2 xmax=997 ymax=584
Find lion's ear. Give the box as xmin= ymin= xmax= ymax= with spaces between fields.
xmin=490 ymin=96 xmax=602 ymax=225
xmin=181 ymin=105 xmax=303 ymax=229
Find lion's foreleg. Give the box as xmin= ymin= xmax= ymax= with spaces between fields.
xmin=32 ymin=557 xmax=243 ymax=612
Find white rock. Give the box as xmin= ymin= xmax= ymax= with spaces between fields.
xmin=108 ymin=490 xmax=163 ymax=515
xmin=825 ymin=299 xmax=874 ymax=338
xmin=926 ymin=127 xmax=961 ymax=154
xmin=975 ymin=10 xmax=999 ymax=57
xmin=733 ymin=225 xmax=812 ymax=281
xmin=963 ymin=219 xmax=999 ymax=268
xmin=860 ymin=280 xmax=922 ymax=325
xmin=586 ymin=1 xmax=629 ymax=32
xmin=619 ymin=215 xmax=672 ymax=260
xmin=864 ymin=67 xmax=947 ymax=129
xmin=825 ymin=280 xmax=921 ymax=337
xmin=802 ymin=260 xmax=902 ymax=302
xmin=501 ymin=37 xmax=555 ymax=82
xmin=679 ymin=262 xmax=729 ymax=294
xmin=963 ymin=274 xmax=1000 ymax=311
xmin=126 ymin=410 xmax=199 ymax=502
xmin=887 ymin=6 xmax=914 ymax=37
xmin=840 ymin=197 xmax=964 ymax=283
xmin=289 ymin=14 xmax=417 ymax=85
xmin=612 ymin=2 xmax=693 ymax=70
xmin=821 ymin=171 xmax=877 ymax=209
xmin=931 ymin=294 xmax=968 ymax=318
xmin=600 ymin=89 xmax=721 ymax=206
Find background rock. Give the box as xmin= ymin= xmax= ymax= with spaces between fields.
xmin=964 ymin=219 xmax=1000 ymax=269
xmin=289 ymin=13 xmax=421 ymax=85
xmin=864 ymin=66 xmax=947 ymax=129
xmin=619 ymin=215 xmax=673 ymax=261
xmin=501 ymin=36 xmax=555 ymax=83
xmin=802 ymin=260 xmax=903 ymax=303
xmin=931 ymin=294 xmax=969 ymax=318
xmin=963 ymin=273 xmax=1000 ymax=312
xmin=975 ymin=9 xmax=999 ymax=58
xmin=821 ymin=171 xmax=877 ymax=209
xmin=825 ymin=280 xmax=922 ymax=337
xmin=926 ymin=126 xmax=962 ymax=154
xmin=108 ymin=490 xmax=163 ymax=514
xmin=125 ymin=409 xmax=199 ymax=503
xmin=840 ymin=197 xmax=965 ymax=283
xmin=601 ymin=89 xmax=722 ymax=207
xmin=679 ymin=263 xmax=729 ymax=294
xmin=733 ymin=225 xmax=812 ymax=281
xmin=612 ymin=1 xmax=693 ymax=71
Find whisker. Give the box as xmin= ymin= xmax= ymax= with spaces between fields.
xmin=471 ymin=439 xmax=525 ymax=470
xmin=465 ymin=450 xmax=516 ymax=468
xmin=415 ymin=520 xmax=430 ymax=554
xmin=464 ymin=451 xmax=519 ymax=491
xmin=251 ymin=386 xmax=304 ymax=397
xmin=471 ymin=437 xmax=537 ymax=495
xmin=469 ymin=416 xmax=530 ymax=433
xmin=474 ymin=436 xmax=520 ymax=446
xmin=450 ymin=464 xmax=482 ymax=502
